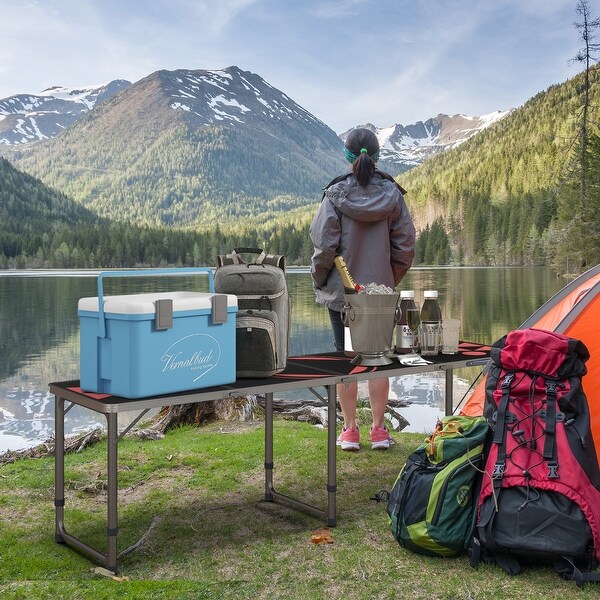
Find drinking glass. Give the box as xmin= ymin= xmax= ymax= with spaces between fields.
xmin=441 ymin=319 xmax=461 ymax=354
xmin=406 ymin=307 xmax=421 ymax=354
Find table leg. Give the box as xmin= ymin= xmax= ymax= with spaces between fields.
xmin=326 ymin=383 xmax=337 ymax=527
xmin=54 ymin=395 xmax=65 ymax=543
xmin=264 ymin=392 xmax=274 ymax=501
xmin=445 ymin=369 xmax=454 ymax=416
xmin=106 ymin=413 xmax=119 ymax=573
xmin=263 ymin=387 xmax=335 ymax=523
xmin=53 ymin=397 xmax=117 ymax=569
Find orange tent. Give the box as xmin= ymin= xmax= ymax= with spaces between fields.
xmin=460 ymin=263 xmax=600 ymax=454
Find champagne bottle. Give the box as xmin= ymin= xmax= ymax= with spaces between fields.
xmin=334 ymin=256 xmax=364 ymax=293
xmin=335 ymin=255 xmax=362 ymax=357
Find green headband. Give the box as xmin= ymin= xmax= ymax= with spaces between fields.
xmin=344 ymin=146 xmax=380 ymax=163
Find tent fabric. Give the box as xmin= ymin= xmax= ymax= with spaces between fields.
xmin=459 ymin=264 xmax=600 ymax=454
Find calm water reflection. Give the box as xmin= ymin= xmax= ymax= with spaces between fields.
xmin=0 ymin=267 xmax=564 ymax=452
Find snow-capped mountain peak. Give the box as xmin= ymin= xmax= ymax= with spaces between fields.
xmin=1 ymin=66 xmax=511 ymax=177
xmin=153 ymin=66 xmax=325 ymax=129
xmin=341 ymin=110 xmax=512 ymax=172
xmin=0 ymin=79 xmax=131 ymax=145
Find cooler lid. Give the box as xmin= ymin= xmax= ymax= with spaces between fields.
xmin=78 ymin=291 xmax=237 ymax=314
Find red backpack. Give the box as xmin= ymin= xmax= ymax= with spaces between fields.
xmin=470 ymin=328 xmax=600 ymax=587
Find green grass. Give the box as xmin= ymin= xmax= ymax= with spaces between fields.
xmin=0 ymin=419 xmax=598 ymax=599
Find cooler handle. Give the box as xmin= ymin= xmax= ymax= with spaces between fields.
xmin=96 ymin=268 xmax=215 ymax=338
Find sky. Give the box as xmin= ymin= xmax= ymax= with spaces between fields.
xmin=0 ymin=0 xmax=589 ymax=133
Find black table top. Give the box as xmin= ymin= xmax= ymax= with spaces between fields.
xmin=49 ymin=343 xmax=491 ymax=413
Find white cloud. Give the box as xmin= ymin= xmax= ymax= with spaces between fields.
xmin=0 ymin=0 xmax=587 ymax=131
xmin=167 ymin=0 xmax=257 ymax=35
xmin=310 ymin=0 xmax=370 ymax=19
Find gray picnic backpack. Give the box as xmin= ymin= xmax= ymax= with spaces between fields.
xmin=215 ymin=248 xmax=291 ymax=378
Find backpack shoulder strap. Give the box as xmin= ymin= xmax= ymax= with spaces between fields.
xmin=555 ymin=557 xmax=600 ymax=587
xmin=216 ymin=248 xmax=285 ymax=272
xmin=321 ymin=170 xmax=407 ymax=199
xmin=374 ymin=169 xmax=408 ymax=195
xmin=261 ymin=253 xmax=286 ymax=271
xmin=216 ymin=250 xmax=244 ymax=268
xmin=321 ymin=172 xmax=352 ymax=200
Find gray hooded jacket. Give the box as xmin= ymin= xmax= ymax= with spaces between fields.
xmin=309 ymin=172 xmax=415 ymax=312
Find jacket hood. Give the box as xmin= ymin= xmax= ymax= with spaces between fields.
xmin=325 ymin=174 xmax=401 ymax=222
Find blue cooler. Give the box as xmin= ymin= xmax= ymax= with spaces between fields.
xmin=78 ymin=269 xmax=238 ymax=398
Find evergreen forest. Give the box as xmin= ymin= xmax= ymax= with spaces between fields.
xmin=399 ymin=63 xmax=600 ymax=272
xmin=0 ymin=156 xmax=314 ymax=268
xmin=1 ymin=60 xmax=599 ymax=273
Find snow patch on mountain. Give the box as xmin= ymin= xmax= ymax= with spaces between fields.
xmin=1 ymin=66 xmax=511 ymax=178
xmin=160 ymin=67 xmax=324 ymax=129
xmin=0 ymin=79 xmax=131 ymax=145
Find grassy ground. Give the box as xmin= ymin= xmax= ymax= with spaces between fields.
xmin=0 ymin=417 xmax=598 ymax=599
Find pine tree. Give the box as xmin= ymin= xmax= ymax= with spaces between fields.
xmin=552 ymin=0 xmax=600 ymax=272
xmin=573 ymin=0 xmax=600 ymax=197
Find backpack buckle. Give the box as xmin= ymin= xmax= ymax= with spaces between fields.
xmin=492 ymin=462 xmax=505 ymax=478
xmin=546 ymin=381 xmax=558 ymax=396
xmin=501 ymin=374 xmax=514 ymax=388
xmin=538 ymin=410 xmax=565 ymax=422
xmin=547 ymin=461 xmax=559 ymax=479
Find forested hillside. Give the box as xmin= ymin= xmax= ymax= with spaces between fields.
xmin=0 ymin=156 xmax=311 ymax=268
xmin=2 ymin=66 xmax=599 ymax=271
xmin=399 ymin=64 xmax=600 ymax=269
xmin=0 ymin=157 xmax=97 ymax=263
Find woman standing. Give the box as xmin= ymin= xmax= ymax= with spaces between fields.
xmin=309 ymin=127 xmax=415 ymax=450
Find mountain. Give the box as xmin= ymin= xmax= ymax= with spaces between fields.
xmin=399 ymin=64 xmax=600 ymax=267
xmin=3 ymin=68 xmax=510 ymax=227
xmin=0 ymin=80 xmax=131 ymax=146
xmin=1 ymin=70 xmax=510 ymax=175
xmin=3 ymin=65 xmax=599 ymax=270
xmin=11 ymin=67 xmax=346 ymax=227
xmin=341 ymin=111 xmax=512 ymax=174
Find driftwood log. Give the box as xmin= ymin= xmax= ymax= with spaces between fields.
xmin=0 ymin=427 xmax=103 ymax=466
xmin=140 ymin=395 xmax=260 ymax=436
xmin=144 ymin=394 xmax=410 ymax=432
xmin=1 ymin=395 xmax=411 ymax=464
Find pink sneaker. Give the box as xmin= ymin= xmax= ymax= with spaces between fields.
xmin=370 ymin=426 xmax=395 ymax=450
xmin=336 ymin=427 xmax=360 ymax=451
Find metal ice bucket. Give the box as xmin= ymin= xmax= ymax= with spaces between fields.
xmin=343 ymin=292 xmax=400 ymax=365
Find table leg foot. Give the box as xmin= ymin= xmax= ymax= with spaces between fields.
xmin=264 ymin=483 xmax=274 ymax=502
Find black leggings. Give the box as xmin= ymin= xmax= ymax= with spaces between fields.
xmin=328 ymin=308 xmax=345 ymax=352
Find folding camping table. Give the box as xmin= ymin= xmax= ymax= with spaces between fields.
xmin=49 ymin=344 xmax=490 ymax=572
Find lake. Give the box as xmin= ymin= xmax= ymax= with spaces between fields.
xmin=0 ymin=266 xmax=564 ymax=453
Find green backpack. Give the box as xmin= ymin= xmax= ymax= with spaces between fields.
xmin=387 ymin=415 xmax=489 ymax=557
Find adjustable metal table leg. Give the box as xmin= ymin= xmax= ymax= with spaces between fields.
xmin=445 ymin=369 xmax=454 ymax=416
xmin=54 ymin=395 xmax=65 ymax=543
xmin=326 ymin=383 xmax=337 ymax=526
xmin=106 ymin=412 xmax=119 ymax=573
xmin=264 ymin=387 xmax=334 ymax=522
xmin=264 ymin=392 xmax=274 ymax=501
